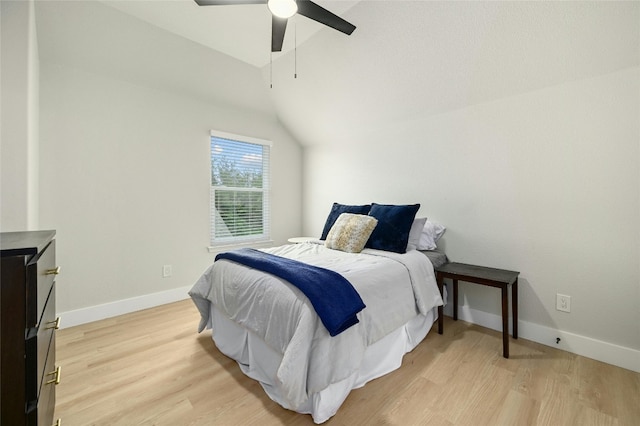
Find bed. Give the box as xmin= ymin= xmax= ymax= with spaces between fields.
xmin=189 ymin=204 xmax=447 ymax=423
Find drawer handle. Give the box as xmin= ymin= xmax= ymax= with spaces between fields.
xmin=46 ymin=317 xmax=61 ymax=330
xmin=45 ymin=266 xmax=61 ymax=275
xmin=53 ymin=420 xmax=62 ymax=426
xmin=46 ymin=366 xmax=62 ymax=385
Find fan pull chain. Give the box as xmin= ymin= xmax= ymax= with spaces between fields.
xmin=270 ymin=51 xmax=273 ymax=89
xmin=294 ymin=18 xmax=297 ymax=79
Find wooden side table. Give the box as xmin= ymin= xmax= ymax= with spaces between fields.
xmin=435 ymin=262 xmax=520 ymax=358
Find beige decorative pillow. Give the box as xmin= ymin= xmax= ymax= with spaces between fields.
xmin=325 ymin=213 xmax=378 ymax=253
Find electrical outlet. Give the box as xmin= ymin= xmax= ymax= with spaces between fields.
xmin=162 ymin=264 xmax=172 ymax=278
xmin=556 ymin=294 xmax=571 ymax=313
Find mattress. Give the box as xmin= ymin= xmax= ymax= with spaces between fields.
xmin=207 ymin=303 xmax=440 ymax=423
xmin=190 ymin=242 xmax=445 ymax=423
xmin=420 ymin=249 xmax=448 ymax=269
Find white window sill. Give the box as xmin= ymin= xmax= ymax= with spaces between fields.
xmin=207 ymin=240 xmax=274 ymax=254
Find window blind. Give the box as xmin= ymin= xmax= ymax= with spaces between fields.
xmin=210 ymin=130 xmax=271 ymax=246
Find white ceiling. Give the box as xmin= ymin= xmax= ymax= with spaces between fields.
xmin=35 ymin=1 xmax=639 ymax=149
xmin=100 ymin=0 xmax=360 ymax=68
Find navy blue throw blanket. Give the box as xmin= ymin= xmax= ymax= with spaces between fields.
xmin=215 ymin=248 xmax=366 ymax=336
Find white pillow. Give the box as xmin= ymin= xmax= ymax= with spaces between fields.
xmin=325 ymin=213 xmax=378 ymax=253
xmin=406 ymin=217 xmax=427 ymax=251
xmin=417 ymin=220 xmax=446 ymax=250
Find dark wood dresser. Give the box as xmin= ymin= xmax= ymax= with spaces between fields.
xmin=1 ymin=230 xmax=60 ymax=426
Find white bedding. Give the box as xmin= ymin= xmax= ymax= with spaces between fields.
xmin=189 ymin=242 xmax=444 ymax=423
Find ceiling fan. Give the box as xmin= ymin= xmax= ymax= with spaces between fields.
xmin=194 ymin=0 xmax=356 ymax=52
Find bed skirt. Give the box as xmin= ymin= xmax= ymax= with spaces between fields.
xmin=207 ymin=303 xmax=440 ymax=423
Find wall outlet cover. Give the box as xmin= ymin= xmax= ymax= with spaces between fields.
xmin=556 ymin=294 xmax=571 ymax=313
xmin=162 ymin=264 xmax=172 ymax=278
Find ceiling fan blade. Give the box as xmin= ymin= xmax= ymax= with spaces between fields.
xmin=272 ymin=15 xmax=288 ymax=52
xmin=296 ymin=0 xmax=356 ymax=35
xmin=194 ymin=0 xmax=266 ymax=6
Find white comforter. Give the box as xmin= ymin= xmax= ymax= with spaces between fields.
xmin=189 ymin=243 xmax=443 ymax=411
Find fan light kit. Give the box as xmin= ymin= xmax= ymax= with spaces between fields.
xmin=267 ymin=0 xmax=298 ymax=19
xmin=194 ymin=0 xmax=356 ymax=52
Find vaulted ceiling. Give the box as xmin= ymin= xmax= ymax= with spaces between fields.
xmin=35 ymin=1 xmax=639 ymax=147
xmin=101 ymin=0 xmax=361 ymax=68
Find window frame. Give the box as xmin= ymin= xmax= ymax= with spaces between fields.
xmin=208 ymin=130 xmax=272 ymax=249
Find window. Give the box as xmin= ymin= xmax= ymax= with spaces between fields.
xmin=210 ymin=130 xmax=271 ymax=247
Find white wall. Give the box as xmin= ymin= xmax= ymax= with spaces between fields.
xmin=304 ymin=67 xmax=639 ymax=348
xmin=1 ymin=0 xmax=39 ymax=231
xmin=277 ymin=2 xmax=640 ymax=369
xmin=33 ymin=2 xmax=303 ymax=320
xmin=38 ymin=62 xmax=301 ymax=317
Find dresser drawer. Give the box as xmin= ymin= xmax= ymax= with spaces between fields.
xmin=38 ymin=332 xmax=57 ymax=426
xmin=26 ymin=328 xmax=57 ymax=423
xmin=25 ymin=283 xmax=58 ymax=404
xmin=26 ymin=239 xmax=56 ymax=329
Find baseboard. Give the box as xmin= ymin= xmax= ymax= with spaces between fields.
xmin=445 ymin=303 xmax=640 ymax=373
xmin=59 ymin=287 xmax=639 ymax=373
xmin=58 ymin=285 xmax=192 ymax=329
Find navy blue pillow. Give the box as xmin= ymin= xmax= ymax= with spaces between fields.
xmin=320 ymin=203 xmax=372 ymax=240
xmin=366 ymin=203 xmax=421 ymax=253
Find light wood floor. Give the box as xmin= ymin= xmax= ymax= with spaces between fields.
xmin=54 ymin=299 xmax=640 ymax=425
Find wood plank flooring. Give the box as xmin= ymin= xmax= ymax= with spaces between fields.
xmin=54 ymin=300 xmax=640 ymax=425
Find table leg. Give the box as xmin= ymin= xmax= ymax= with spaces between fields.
xmin=512 ymin=278 xmax=518 ymax=339
xmin=453 ymin=279 xmax=458 ymax=321
xmin=501 ymin=285 xmax=509 ymax=358
xmin=437 ymin=273 xmax=443 ymax=334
